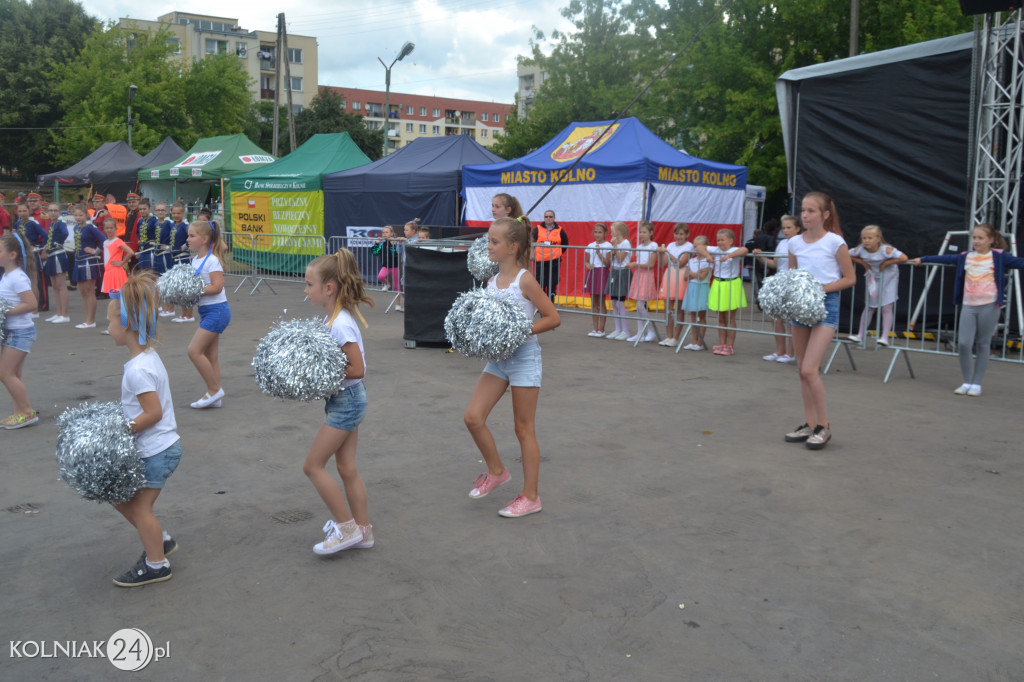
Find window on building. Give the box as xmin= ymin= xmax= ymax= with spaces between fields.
xmin=419 ymin=124 xmax=427 ymax=133
xmin=205 ymin=39 xmax=228 ymax=55
xmin=168 ymin=37 xmax=181 ymax=54
xmin=406 ymin=105 xmax=413 ymax=115
xmin=432 ymin=108 xmax=440 ymax=117
xmin=481 ymin=129 xmax=488 ymax=138
xmin=293 ymin=105 xmax=303 ymax=115
xmin=288 ymin=48 xmax=302 ymax=64
xmin=352 ymin=101 xmax=360 ymax=110
xmin=419 ymin=107 xmax=427 ymax=116
xmin=405 ymin=123 xmax=413 ymax=132
xmin=481 ymin=113 xmax=488 ymax=122
xmin=288 ymin=77 xmax=302 ymax=91
xmin=505 ymin=114 xmax=511 ymax=121
xmin=432 ymin=125 xmax=440 ymax=134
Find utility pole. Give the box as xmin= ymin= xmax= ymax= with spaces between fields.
xmin=281 ymin=14 xmax=296 ymax=153
xmin=849 ymin=0 xmax=859 ymax=57
xmin=272 ymin=14 xmax=283 ymax=156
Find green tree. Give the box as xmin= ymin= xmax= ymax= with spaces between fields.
xmin=243 ymin=101 xmax=294 ymax=156
xmin=0 ymin=0 xmax=97 ymax=178
xmin=51 ymin=22 xmax=253 ymax=165
xmin=294 ymin=89 xmax=384 ymax=161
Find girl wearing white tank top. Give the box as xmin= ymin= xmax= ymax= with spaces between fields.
xmin=784 ymin=193 xmax=856 ymax=450
xmin=464 ymin=215 xmax=560 ymax=518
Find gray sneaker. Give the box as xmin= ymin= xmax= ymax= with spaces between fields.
xmin=785 ymin=423 xmax=812 ymax=442
xmin=805 ymin=425 xmax=831 ymax=450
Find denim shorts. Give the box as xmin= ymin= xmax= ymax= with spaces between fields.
xmin=483 ymin=339 xmax=542 ymax=387
xmin=792 ymin=291 xmax=840 ymax=329
xmin=324 ymin=381 xmax=368 ymax=431
xmin=2 ymin=326 xmax=37 ymax=353
xmin=198 ymin=302 xmax=231 ymax=334
xmin=142 ymin=439 xmax=181 ymax=489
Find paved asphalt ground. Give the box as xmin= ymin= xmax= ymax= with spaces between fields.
xmin=2 ymin=280 xmax=1022 ymax=681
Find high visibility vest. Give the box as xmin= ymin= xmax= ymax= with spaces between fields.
xmin=534 ymin=225 xmax=565 ymax=262
xmin=106 ymin=203 xmax=128 ymax=237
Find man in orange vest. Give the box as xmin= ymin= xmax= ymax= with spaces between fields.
xmin=532 ymin=209 xmax=569 ymax=302
xmin=105 ymin=195 xmax=128 ymax=238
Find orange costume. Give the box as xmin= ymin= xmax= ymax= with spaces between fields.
xmin=102 ymin=238 xmax=129 ymax=294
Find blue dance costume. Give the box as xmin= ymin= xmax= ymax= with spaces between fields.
xmin=135 ymin=215 xmax=161 ymax=271
xmin=41 ymin=220 xmax=71 ymax=276
xmin=72 ymin=223 xmax=106 ymax=282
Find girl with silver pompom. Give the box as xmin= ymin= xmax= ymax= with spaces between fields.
xmin=464 ymin=214 xmax=561 ymax=518
xmin=0 ymin=232 xmax=40 ymax=428
xmin=105 ymin=272 xmax=182 ymax=587
xmin=784 ymin=192 xmax=856 ymax=450
xmin=302 ymin=249 xmax=376 ymax=555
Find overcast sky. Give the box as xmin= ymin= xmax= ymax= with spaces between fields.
xmin=83 ymin=0 xmax=575 ymax=104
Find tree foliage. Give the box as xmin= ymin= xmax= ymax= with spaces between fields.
xmin=294 ymin=89 xmax=384 ymax=161
xmin=51 ymin=22 xmax=252 ymax=166
xmin=0 ymin=0 xmax=97 ymax=178
xmin=500 ymin=0 xmax=972 ymax=210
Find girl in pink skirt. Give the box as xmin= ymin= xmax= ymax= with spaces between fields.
xmin=657 ymin=222 xmax=694 ymax=346
xmin=627 ymin=221 xmax=659 ymax=342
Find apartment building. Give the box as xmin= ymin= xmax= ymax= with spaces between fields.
xmin=517 ymin=63 xmax=548 ymax=118
xmin=324 ymin=87 xmax=513 ymax=153
xmin=118 ymin=12 xmax=318 ymax=113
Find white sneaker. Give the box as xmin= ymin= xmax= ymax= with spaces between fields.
xmin=967 ymin=384 xmax=982 ymax=397
xmin=159 ymin=311 xmax=175 ymax=317
xmin=776 ymin=354 xmax=795 ymax=363
xmin=593 ymin=331 xmax=606 ymax=338
xmin=45 ymin=315 xmax=58 ymax=322
xmin=353 ymin=524 xmax=375 ymax=549
xmin=394 ymin=306 xmax=404 ymax=312
xmin=953 ymin=383 xmax=971 ymax=395
xmin=642 ymin=334 xmax=657 ymax=343
xmin=847 ymin=334 xmax=861 ymax=342
xmin=763 ymin=352 xmax=780 ymax=361
xmin=100 ymin=329 xmax=110 ymax=335
xmin=658 ymin=338 xmax=675 ymax=346
xmin=50 ymin=316 xmax=70 ymax=324
xmin=190 ymin=388 xmax=225 ymax=409
xmin=685 ymin=343 xmax=703 ymax=351
xmin=587 ymin=330 xmax=600 ymax=337
xmin=613 ymin=331 xmax=629 ymax=340
xmin=876 ymin=338 xmax=890 ymax=347
xmin=313 ymin=519 xmax=364 ymax=555
xmin=626 ymin=334 xmax=640 ymax=342
xmin=75 ymin=322 xmax=95 ymax=329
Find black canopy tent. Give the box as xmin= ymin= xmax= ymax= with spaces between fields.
xmin=90 ymin=136 xmax=186 ymax=199
xmin=322 ymin=136 xmax=502 ymax=239
xmin=36 ymin=141 xmax=142 ymax=203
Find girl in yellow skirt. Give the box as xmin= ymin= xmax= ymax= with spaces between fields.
xmin=697 ymin=229 xmax=748 ymax=356
xmin=627 ymin=221 xmax=660 ymax=342
xmin=657 ymin=222 xmax=694 ymax=346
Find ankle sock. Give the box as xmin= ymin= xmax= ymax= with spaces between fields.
xmin=145 ymin=558 xmax=169 ymax=570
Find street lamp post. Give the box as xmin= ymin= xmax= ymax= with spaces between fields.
xmin=378 ymin=41 xmax=415 ymax=157
xmin=127 ymin=84 xmax=138 ymax=149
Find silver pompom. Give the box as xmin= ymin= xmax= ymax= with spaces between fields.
xmin=56 ymin=401 xmax=146 ymax=504
xmin=445 ymin=287 xmax=533 ymax=360
xmin=253 ymin=318 xmax=349 ymax=401
xmin=157 ymin=263 xmax=206 ymax=307
xmin=466 ymin=236 xmax=499 ymax=282
xmin=759 ymin=268 xmax=826 ymax=325
xmin=0 ymin=297 xmax=11 ymax=345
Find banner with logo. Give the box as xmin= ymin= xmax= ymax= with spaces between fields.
xmin=231 ymin=191 xmax=324 ymax=274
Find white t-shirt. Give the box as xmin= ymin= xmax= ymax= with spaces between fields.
xmin=706 ymin=246 xmax=743 ymax=279
xmin=0 ymin=268 xmax=33 ymax=329
xmin=121 ymin=349 xmax=179 ymax=458
xmin=635 ymin=241 xmax=658 ymax=265
xmin=688 ymin=252 xmax=711 ymax=278
xmin=327 ymin=309 xmax=365 ymax=388
xmin=192 ymin=252 xmax=228 ymax=306
xmin=775 ymin=238 xmax=791 ymax=272
xmin=610 ymin=239 xmax=632 ymax=267
xmin=585 ymin=240 xmax=612 ymax=268
xmin=666 ymin=241 xmax=694 ymax=267
xmin=787 ymin=232 xmax=846 ymax=285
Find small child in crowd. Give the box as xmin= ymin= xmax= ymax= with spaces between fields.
xmin=106 ymin=272 xmax=182 ymax=587
xmin=605 ymin=221 xmax=633 ymax=340
xmin=848 ymin=224 xmax=907 ymax=347
xmin=680 ymin=235 xmax=711 ymax=350
xmin=658 ymin=222 xmax=694 ymax=346
xmin=627 ymin=221 xmax=659 ymax=343
xmin=101 ymin=217 xmax=133 ymax=300
xmin=372 ymin=225 xmax=401 ymax=292
xmin=697 ymin=229 xmax=749 ymax=356
xmin=302 ymin=248 xmax=375 ymax=553
xmin=756 ymin=215 xmax=802 ymax=363
xmin=584 ymin=222 xmax=612 ymax=337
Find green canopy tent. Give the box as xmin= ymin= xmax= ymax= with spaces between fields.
xmin=137 ymin=133 xmax=275 ymax=214
xmin=228 ymin=133 xmax=372 ymax=273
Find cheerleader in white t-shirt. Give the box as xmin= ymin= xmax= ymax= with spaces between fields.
xmin=0 ymin=232 xmax=39 ymax=429
xmin=184 ymin=220 xmax=231 ymax=409
xmin=784 ymin=192 xmax=856 ymax=450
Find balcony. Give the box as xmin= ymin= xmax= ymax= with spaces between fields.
xmin=260 ymin=88 xmax=275 ymax=100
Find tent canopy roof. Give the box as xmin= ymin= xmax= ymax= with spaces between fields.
xmin=462 ymin=117 xmax=747 ymax=188
xmin=37 ymin=141 xmax=142 ymax=187
xmin=324 ymin=135 xmax=503 ymax=194
xmin=138 ymin=134 xmax=274 ymax=181
xmin=91 ymin=137 xmax=186 ymax=186
xmin=231 ymin=133 xmax=371 ymax=191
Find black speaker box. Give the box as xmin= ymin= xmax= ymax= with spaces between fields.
xmin=959 ymin=0 xmax=1021 ymax=15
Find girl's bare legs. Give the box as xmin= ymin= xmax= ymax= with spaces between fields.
xmin=725 ymin=311 xmax=738 ymax=347
xmin=187 ymin=329 xmax=221 ymax=394
xmin=666 ymin=300 xmax=677 ymax=340
xmin=792 ymin=324 xmax=836 ymax=427
xmin=774 ymin=318 xmax=787 ymax=355
xmin=115 ymin=488 xmax=165 ymax=563
xmin=510 ymin=386 xmax=541 ymax=501
xmin=463 ymin=372 xmax=511 ymax=477
xmin=52 ymin=273 xmax=70 ymax=317
xmin=80 ymin=278 xmax=97 ymax=324
xmin=303 ymin=425 xmax=367 ymax=525
xmin=0 ymin=346 xmax=31 ymax=415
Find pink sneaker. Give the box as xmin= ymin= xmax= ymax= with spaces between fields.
xmin=468 ymin=469 xmax=511 ymax=499
xmin=499 ymin=494 xmax=542 ymax=518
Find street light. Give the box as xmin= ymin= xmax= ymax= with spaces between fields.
xmin=127 ymin=84 xmax=138 ymax=149
xmin=378 ymin=41 xmax=415 ymax=156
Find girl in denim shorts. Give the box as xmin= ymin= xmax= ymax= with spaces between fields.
xmin=303 ymin=249 xmax=376 ymax=555
xmin=106 ymin=272 xmax=182 ymax=587
xmin=185 ymin=220 xmax=231 ymax=410
xmin=0 ymin=232 xmax=39 ymax=429
xmin=784 ymin=192 xmax=856 ymax=450
xmin=464 ymin=215 xmax=561 ymax=518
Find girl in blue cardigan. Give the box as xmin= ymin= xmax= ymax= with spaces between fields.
xmin=912 ymin=223 xmax=1024 ymax=396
